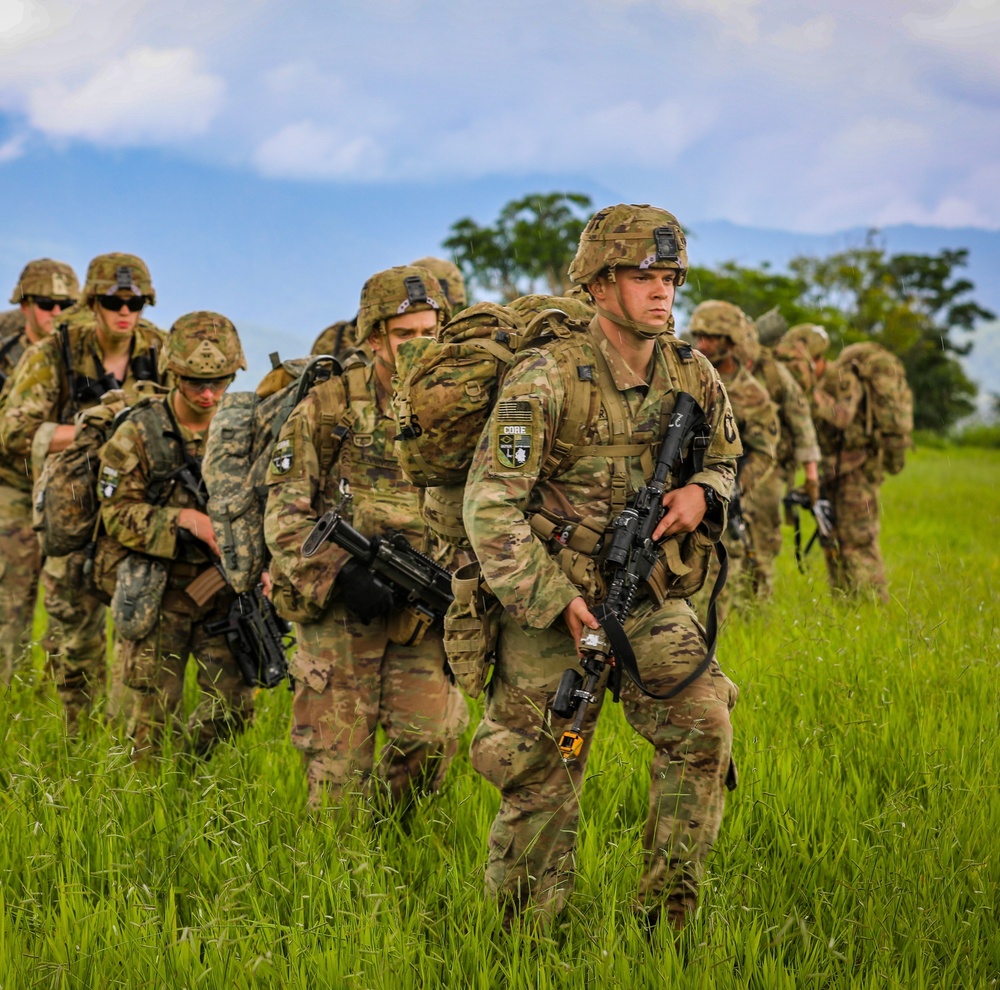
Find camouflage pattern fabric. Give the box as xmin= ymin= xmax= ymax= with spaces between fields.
xmin=409 ymin=256 xmax=468 ymax=310
xmin=508 ymin=294 xmax=595 ymax=323
xmin=99 ymin=394 xmax=255 ymax=755
xmin=0 ymin=485 xmax=41 ymax=683
xmin=81 ymin=252 xmax=155 ymax=306
xmin=462 ymin=318 xmax=740 ymax=928
xmin=0 ymin=309 xmax=26 ymax=340
xmin=473 ymin=602 xmax=737 ymax=928
xmin=692 ymin=365 xmax=778 ymax=618
xmin=162 ymin=311 xmax=245 ymax=377
xmin=264 ymin=360 xmax=467 ymax=807
xmin=9 ymin=258 xmax=79 ymax=304
xmin=0 ymin=308 xmax=165 ymax=722
xmin=773 ymin=334 xmax=817 ymax=395
xmin=311 ymin=318 xmax=359 ymax=358
xmin=746 ymin=350 xmax=820 ymax=597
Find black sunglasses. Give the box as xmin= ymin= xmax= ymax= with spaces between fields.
xmin=30 ymin=297 xmax=76 ymax=312
xmin=178 ymin=375 xmax=234 ymax=392
xmin=97 ymin=294 xmax=146 ymax=312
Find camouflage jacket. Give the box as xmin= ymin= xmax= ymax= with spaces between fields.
xmin=0 ymin=327 xmax=31 ymax=488
xmin=98 ymin=394 xmax=213 ymax=568
xmin=717 ymin=364 xmax=778 ymax=498
xmin=463 ymin=321 xmax=741 ymax=631
xmin=812 ymin=363 xmax=869 ymax=477
xmin=264 ymin=361 xmax=438 ymax=616
xmin=752 ymin=349 xmax=820 ymax=470
xmin=0 ymin=309 xmax=164 ymax=490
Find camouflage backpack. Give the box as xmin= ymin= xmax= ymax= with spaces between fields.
xmin=832 ymin=342 xmax=913 ymax=473
xmin=32 ymin=389 xmax=137 ymax=557
xmin=203 ymin=353 xmax=342 ymax=593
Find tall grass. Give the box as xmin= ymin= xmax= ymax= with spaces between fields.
xmin=1 ymin=447 xmax=997 ymax=988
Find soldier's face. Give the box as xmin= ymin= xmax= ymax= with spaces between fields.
xmin=371 ymin=308 xmax=438 ymax=367
xmin=591 ymin=267 xmax=676 ymax=326
xmin=20 ymin=298 xmax=69 ymax=339
xmin=94 ymin=292 xmax=143 ymax=338
xmin=694 ymin=333 xmax=730 ymax=361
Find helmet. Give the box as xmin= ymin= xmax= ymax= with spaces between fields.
xmin=163 ymin=311 xmax=246 ymax=377
xmin=10 ymin=258 xmax=80 ymax=304
xmin=410 ymin=256 xmax=467 ymax=310
xmin=755 ymin=306 xmax=788 ymax=347
xmin=357 ymin=265 xmax=451 ymax=342
xmin=568 ymin=204 xmax=688 ymax=288
xmin=509 ymin=293 xmax=594 ymax=323
xmin=689 ymin=300 xmax=758 ymax=366
xmin=83 ymin=253 xmax=155 ymax=306
xmin=783 ymin=323 xmax=829 ymax=359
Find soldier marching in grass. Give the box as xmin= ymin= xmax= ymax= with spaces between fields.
xmin=96 ymin=314 xmax=256 ymax=758
xmin=741 ymin=309 xmax=821 ymax=597
xmin=265 ymin=265 xmax=468 ymax=810
xmin=688 ymin=301 xmax=780 ymax=618
xmin=462 ymin=205 xmax=741 ymax=932
xmin=787 ymin=324 xmax=913 ymax=603
xmin=0 ymin=259 xmax=80 ymax=684
xmin=0 ymin=253 xmax=164 ymax=727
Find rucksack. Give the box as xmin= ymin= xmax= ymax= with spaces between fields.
xmin=32 ymin=389 xmax=138 ymax=557
xmin=203 ymin=353 xmax=342 ymax=593
xmin=834 ymin=342 xmax=913 ymax=444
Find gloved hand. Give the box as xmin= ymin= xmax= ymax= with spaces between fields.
xmin=336 ymin=559 xmax=395 ymax=623
xmin=804 ymin=477 xmax=821 ymax=506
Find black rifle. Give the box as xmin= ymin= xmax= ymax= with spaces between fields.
xmin=550 ymin=392 xmax=728 ymax=763
xmin=164 ymin=404 xmax=291 ymax=688
xmin=782 ymin=489 xmax=837 ymax=572
xmin=302 ymin=495 xmax=454 ymax=626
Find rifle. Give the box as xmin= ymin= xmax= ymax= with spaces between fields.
xmin=782 ymin=489 xmax=836 ymax=572
xmin=549 ymin=392 xmax=728 ymax=763
xmin=165 ymin=405 xmax=292 ymax=688
xmin=302 ymin=495 xmax=454 ymax=627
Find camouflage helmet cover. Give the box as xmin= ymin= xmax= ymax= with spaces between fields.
xmin=357 ymin=265 xmax=451 ymax=342
xmin=410 ymin=256 xmax=467 ymax=310
xmin=10 ymin=258 xmax=80 ymax=304
xmin=508 ymin=293 xmax=595 ymax=323
xmin=689 ymin=300 xmax=758 ymax=364
xmin=567 ymin=204 xmax=688 ymax=287
xmin=164 ymin=311 xmax=246 ymax=377
xmin=784 ymin=323 xmax=830 ymax=359
xmin=83 ymin=252 xmax=156 ymax=306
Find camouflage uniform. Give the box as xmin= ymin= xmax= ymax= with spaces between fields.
xmin=410 ymin=256 xmax=468 ymax=311
xmin=746 ymin=346 xmax=819 ymax=597
xmin=688 ymin=302 xmax=779 ymax=612
xmin=0 ymin=254 xmax=162 ymax=721
xmin=265 ymin=267 xmax=468 ymax=808
xmin=0 ymin=259 xmax=80 ymax=684
xmin=465 ymin=206 xmax=740 ymax=929
xmin=311 ymin=317 xmax=360 ymax=360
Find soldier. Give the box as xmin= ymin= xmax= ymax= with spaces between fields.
xmin=463 ymin=205 xmax=741 ymax=931
xmin=410 ymin=256 xmax=468 ymax=312
xmin=742 ymin=312 xmax=821 ymax=597
xmin=97 ymin=312 xmax=254 ymax=757
xmin=794 ymin=326 xmax=911 ymax=603
xmin=688 ymin=301 xmax=780 ymax=612
xmin=0 ymin=259 xmax=79 ymax=683
xmin=0 ymin=253 xmax=164 ymax=726
xmin=265 ymin=265 xmax=468 ymax=810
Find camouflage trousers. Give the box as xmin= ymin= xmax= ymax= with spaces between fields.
xmin=471 ymin=598 xmax=738 ymax=929
xmin=41 ymin=550 xmax=107 ymax=727
xmin=291 ymin=602 xmax=469 ymax=808
xmin=0 ymin=485 xmax=42 ymax=684
xmin=692 ymin=537 xmax=748 ymax=627
xmin=741 ymin=469 xmax=784 ymax=600
xmin=119 ymin=590 xmax=255 ymax=758
xmin=823 ymin=462 xmax=888 ymax=603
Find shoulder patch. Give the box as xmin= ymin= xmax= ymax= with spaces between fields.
xmin=98 ymin=464 xmax=120 ymax=499
xmin=495 ymin=399 xmax=533 ymax=469
xmin=271 ymin=437 xmax=294 ymax=475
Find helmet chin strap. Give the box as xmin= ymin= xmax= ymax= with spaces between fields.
xmin=593 ymin=276 xmax=675 ymax=340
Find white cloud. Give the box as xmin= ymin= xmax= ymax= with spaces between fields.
xmin=25 ymin=46 xmax=225 ymax=144
xmin=0 ymin=133 xmax=26 ymax=162
xmin=767 ymin=15 xmax=835 ymax=51
xmin=0 ymin=0 xmax=50 ymax=41
xmin=252 ymin=120 xmax=383 ymax=180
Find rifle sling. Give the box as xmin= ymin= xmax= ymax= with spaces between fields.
xmin=594 ymin=539 xmax=728 ymax=703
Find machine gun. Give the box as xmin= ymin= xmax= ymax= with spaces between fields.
xmin=302 ymin=496 xmax=454 ymax=629
xmin=782 ymin=489 xmax=837 ymax=572
xmin=549 ymin=392 xmax=727 ymax=763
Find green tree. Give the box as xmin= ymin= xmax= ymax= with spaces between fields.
xmin=443 ymin=192 xmax=593 ymax=301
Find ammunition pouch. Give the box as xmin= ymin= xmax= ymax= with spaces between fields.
xmin=110 ymin=553 xmax=169 ymax=640
xmin=443 ymin=561 xmax=502 ymax=699
xmin=386 ymin=607 xmax=433 ymax=648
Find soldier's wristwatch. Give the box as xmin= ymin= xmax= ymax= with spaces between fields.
xmin=694 ymin=483 xmax=719 ymax=515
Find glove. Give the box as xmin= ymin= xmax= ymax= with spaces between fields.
xmin=336 ymin=559 xmax=395 ymax=623
xmin=804 ymin=477 xmax=821 ymax=506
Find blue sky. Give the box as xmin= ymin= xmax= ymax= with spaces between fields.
xmin=1 ymin=0 xmax=998 ymax=389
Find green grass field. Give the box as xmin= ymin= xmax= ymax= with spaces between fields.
xmin=1 ymin=446 xmax=998 ymax=989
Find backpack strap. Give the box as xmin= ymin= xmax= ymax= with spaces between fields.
xmin=311 ymin=376 xmax=351 ymax=483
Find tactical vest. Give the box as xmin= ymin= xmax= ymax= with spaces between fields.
xmin=0 ymin=331 xmax=25 ymax=390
